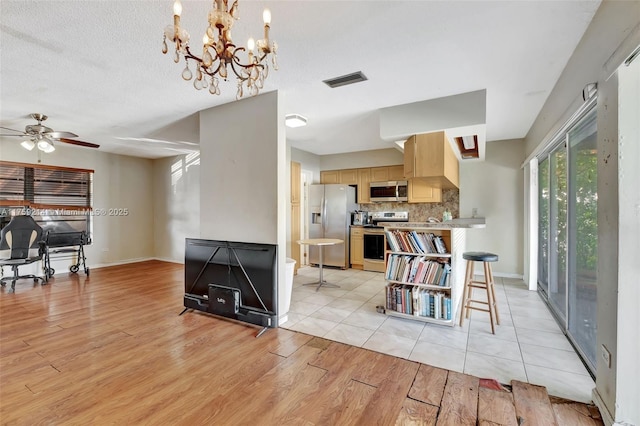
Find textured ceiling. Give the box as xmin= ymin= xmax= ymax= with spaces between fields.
xmin=0 ymin=1 xmax=601 ymax=159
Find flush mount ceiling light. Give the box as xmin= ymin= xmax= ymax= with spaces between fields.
xmin=163 ymin=0 xmax=278 ymax=99
xmin=285 ymin=114 xmax=307 ymax=128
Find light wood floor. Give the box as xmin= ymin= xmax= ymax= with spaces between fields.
xmin=1 ymin=260 xmax=603 ymax=425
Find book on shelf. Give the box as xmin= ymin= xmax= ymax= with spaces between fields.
xmin=385 ymin=229 xmax=449 ymax=255
xmin=385 ymin=284 xmax=452 ymax=320
xmin=385 ymin=254 xmax=451 ymax=287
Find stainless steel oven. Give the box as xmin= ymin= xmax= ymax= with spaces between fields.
xmin=363 ymin=227 xmax=386 ymax=273
xmin=362 ymin=211 xmax=409 ymax=273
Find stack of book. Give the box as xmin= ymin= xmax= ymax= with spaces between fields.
xmin=385 ymin=254 xmax=451 ymax=286
xmin=385 ymin=230 xmax=448 ymax=254
xmin=385 ymin=284 xmax=452 ymax=320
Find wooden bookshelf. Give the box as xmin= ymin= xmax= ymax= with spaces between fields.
xmin=383 ymin=225 xmax=466 ymax=327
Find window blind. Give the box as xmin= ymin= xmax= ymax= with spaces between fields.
xmin=0 ymin=161 xmax=93 ymax=210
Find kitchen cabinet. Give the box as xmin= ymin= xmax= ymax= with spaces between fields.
xmin=404 ymin=131 xmax=459 ymax=189
xmin=320 ymin=170 xmax=340 ymax=184
xmin=370 ymin=165 xmax=406 ymax=182
xmin=291 ymin=161 xmax=301 ymax=204
xmin=388 ymin=165 xmax=405 ymax=180
xmin=370 ymin=167 xmax=390 ymax=182
xmin=321 ymin=164 xmax=442 ymax=204
xmin=357 ymin=168 xmax=371 ymax=204
xmin=408 ymin=179 xmax=442 ymax=203
xmin=350 ymin=226 xmax=364 ymax=268
xmin=320 ymin=169 xmax=358 ymax=185
xmin=339 ymin=169 xmax=358 ymax=185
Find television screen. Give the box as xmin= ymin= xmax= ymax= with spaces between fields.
xmin=184 ymin=238 xmax=277 ymax=315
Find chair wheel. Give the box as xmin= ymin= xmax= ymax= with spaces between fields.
xmin=70 ymin=265 xmax=79 ymax=273
xmin=85 ymin=268 xmax=90 ymax=276
xmin=46 ymin=268 xmax=55 ymax=277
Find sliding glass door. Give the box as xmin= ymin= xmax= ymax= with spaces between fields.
xmin=537 ymin=105 xmax=597 ymax=372
xmin=567 ymin=110 xmax=598 ymax=367
xmin=538 ymin=158 xmax=549 ymax=294
xmin=548 ymin=143 xmax=568 ymax=321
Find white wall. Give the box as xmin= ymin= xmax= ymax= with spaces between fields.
xmin=459 ymin=139 xmax=525 ymax=277
xmin=320 ymin=148 xmax=403 ymax=172
xmin=199 ymin=91 xmax=287 ymax=317
xmin=152 ymin=153 xmax=200 ymax=262
xmin=291 ymin=147 xmax=320 ymax=183
xmin=612 ymin=56 xmax=639 ymax=426
xmin=0 ymin=139 xmax=155 ymax=270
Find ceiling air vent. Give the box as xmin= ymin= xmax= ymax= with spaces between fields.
xmin=323 ymin=71 xmax=368 ymax=88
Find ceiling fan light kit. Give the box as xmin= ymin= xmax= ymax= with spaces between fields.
xmin=162 ymin=0 xmax=278 ymax=99
xmin=21 ymin=139 xmax=35 ymax=151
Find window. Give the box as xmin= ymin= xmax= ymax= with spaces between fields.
xmin=0 ymin=161 xmax=94 ymax=238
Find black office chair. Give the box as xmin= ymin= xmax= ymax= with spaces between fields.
xmin=0 ymin=215 xmax=47 ymax=292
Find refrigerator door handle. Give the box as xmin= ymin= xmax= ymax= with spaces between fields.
xmin=322 ymin=197 xmax=327 ymax=233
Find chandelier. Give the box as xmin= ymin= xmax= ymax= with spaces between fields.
xmin=162 ymin=0 xmax=278 ymax=99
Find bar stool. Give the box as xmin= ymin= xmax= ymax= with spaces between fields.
xmin=459 ymin=252 xmax=500 ymax=334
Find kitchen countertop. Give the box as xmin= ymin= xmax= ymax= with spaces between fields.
xmin=378 ymin=218 xmax=486 ymax=229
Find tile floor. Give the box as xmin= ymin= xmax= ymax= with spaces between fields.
xmin=280 ymin=265 xmax=595 ymax=403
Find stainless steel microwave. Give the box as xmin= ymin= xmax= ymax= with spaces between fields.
xmin=369 ymin=181 xmax=408 ymax=202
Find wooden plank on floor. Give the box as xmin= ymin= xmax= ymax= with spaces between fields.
xmin=478 ymin=387 xmax=518 ymax=426
xmin=552 ymin=403 xmax=604 ymax=426
xmin=394 ymin=397 xmax=438 ymax=426
xmin=317 ymin=379 xmax=377 ymax=426
xmin=436 ymin=371 xmax=479 ymax=426
xmin=356 ymin=358 xmax=420 ymax=426
xmin=512 ymin=380 xmax=558 ymax=426
xmin=283 ymin=345 xmax=373 ymax=424
xmin=408 ymin=364 xmax=448 ymax=407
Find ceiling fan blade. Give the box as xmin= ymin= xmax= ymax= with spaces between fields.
xmin=0 ymin=126 xmax=25 ymax=134
xmin=59 ymin=138 xmax=100 ymax=148
xmin=49 ymin=131 xmax=78 ymax=138
xmin=0 ymin=133 xmax=26 ymax=137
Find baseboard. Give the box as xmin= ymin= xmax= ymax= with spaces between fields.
xmin=151 ymin=257 xmax=184 ymax=265
xmin=472 ymin=270 xmax=524 ymax=280
xmin=592 ymin=388 xmax=615 ymax=426
xmin=89 ymin=257 xmax=157 ymax=270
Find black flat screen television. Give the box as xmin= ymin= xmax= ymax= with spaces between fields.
xmin=184 ymin=238 xmax=278 ymax=328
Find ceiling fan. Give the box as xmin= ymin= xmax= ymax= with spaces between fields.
xmin=0 ymin=113 xmax=100 ymax=153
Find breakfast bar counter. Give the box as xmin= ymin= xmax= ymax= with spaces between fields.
xmin=378 ymin=218 xmax=486 ymax=229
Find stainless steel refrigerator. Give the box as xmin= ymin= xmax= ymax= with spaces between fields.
xmin=309 ymin=184 xmax=357 ymax=268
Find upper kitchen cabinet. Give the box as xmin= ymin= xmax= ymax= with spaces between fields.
xmin=408 ymin=179 xmax=442 ymax=203
xmin=371 ymin=165 xmax=405 ymax=182
xmin=339 ymin=169 xmax=358 ymax=185
xmin=291 ymin=161 xmax=301 ymax=204
xmin=404 ymin=131 xmax=459 ymax=189
xmin=320 ymin=169 xmax=358 ymax=185
xmin=357 ymin=169 xmax=371 ymax=204
xmin=320 ymin=170 xmax=340 ymax=184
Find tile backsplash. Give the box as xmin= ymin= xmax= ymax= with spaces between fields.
xmin=361 ymin=189 xmax=459 ymax=222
